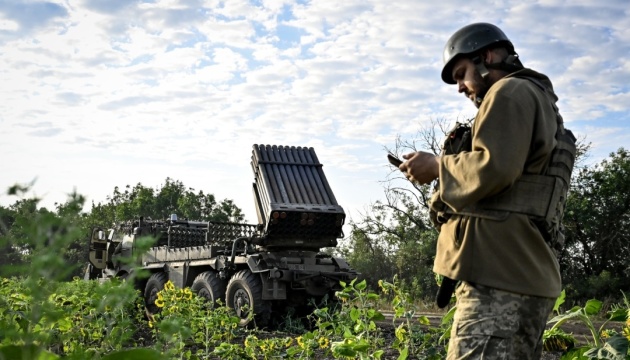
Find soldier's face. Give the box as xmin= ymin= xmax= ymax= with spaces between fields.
xmin=451 ymin=58 xmax=488 ymax=108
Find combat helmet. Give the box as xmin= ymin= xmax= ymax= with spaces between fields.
xmin=441 ymin=23 xmax=518 ymax=84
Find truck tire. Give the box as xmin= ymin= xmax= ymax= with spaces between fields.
xmin=226 ymin=269 xmax=268 ymax=327
xmin=144 ymin=272 xmax=168 ymax=314
xmin=191 ymin=271 xmax=226 ymax=307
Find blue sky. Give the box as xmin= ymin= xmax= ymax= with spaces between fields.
xmin=1 ymin=0 xmax=629 ymax=225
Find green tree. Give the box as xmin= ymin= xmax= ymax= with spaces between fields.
xmin=0 ymin=204 xmax=22 ymax=273
xmin=0 ymin=197 xmax=50 ymax=276
xmin=342 ymin=174 xmax=439 ymax=300
xmin=1 ymin=178 xmax=247 ymax=278
xmin=0 ymin=186 xmax=88 ymax=278
xmin=561 ymin=148 xmax=630 ymax=304
xmin=87 ymin=177 xmax=245 ymax=230
xmin=340 ymin=118 xmax=452 ymax=299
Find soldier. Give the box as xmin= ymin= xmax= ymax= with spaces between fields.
xmin=400 ymin=23 xmax=568 ymax=359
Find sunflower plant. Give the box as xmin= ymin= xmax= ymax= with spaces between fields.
xmin=241 ymin=334 xmax=297 ymax=360
xmin=151 ymin=280 xmax=244 ymax=359
xmin=0 ymin=188 xmax=164 ymax=360
xmin=545 ymin=291 xmax=630 ymax=360
xmin=317 ymin=279 xmax=385 ymax=359
xmin=378 ymin=277 xmax=446 ymax=360
xmin=283 ymin=329 xmax=332 ymax=359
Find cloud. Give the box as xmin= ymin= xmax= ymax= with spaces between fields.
xmin=80 ymin=0 xmax=135 ymax=15
xmin=98 ymin=95 xmax=168 ymax=111
xmin=0 ymin=1 xmax=67 ymax=35
xmin=1 ymin=0 xmax=629 ymax=223
xmin=55 ymin=92 xmax=86 ymax=106
xmin=28 ymin=127 xmax=63 ymax=137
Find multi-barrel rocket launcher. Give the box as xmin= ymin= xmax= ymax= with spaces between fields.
xmin=86 ymin=144 xmax=357 ymax=326
xmin=251 ymin=144 xmax=346 ymax=248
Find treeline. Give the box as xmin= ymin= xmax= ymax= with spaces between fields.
xmin=0 ymin=178 xmax=245 ymax=279
xmin=1 ymin=149 xmax=629 ymax=306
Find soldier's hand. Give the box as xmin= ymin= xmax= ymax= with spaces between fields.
xmin=400 ymin=151 xmax=440 ymax=185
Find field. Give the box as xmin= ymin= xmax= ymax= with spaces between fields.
xmin=1 ymin=276 xmax=629 ymax=360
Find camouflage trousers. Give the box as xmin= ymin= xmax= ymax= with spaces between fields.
xmin=447 ymin=282 xmax=555 ymax=360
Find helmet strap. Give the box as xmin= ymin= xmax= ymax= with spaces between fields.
xmin=472 ymin=55 xmax=490 ymax=78
xmin=485 ymin=54 xmax=524 ymax=74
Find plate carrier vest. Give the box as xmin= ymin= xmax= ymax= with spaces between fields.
xmin=430 ymin=76 xmax=577 ymax=255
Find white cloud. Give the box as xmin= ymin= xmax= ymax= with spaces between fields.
xmin=0 ymin=17 xmax=19 ymax=31
xmin=1 ymin=0 xmax=629 ymax=225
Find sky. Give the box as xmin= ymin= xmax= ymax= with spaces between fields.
xmin=1 ymin=0 xmax=629 ymax=226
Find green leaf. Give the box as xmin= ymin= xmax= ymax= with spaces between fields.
xmin=548 ymin=307 xmax=589 ymax=328
xmin=607 ymin=308 xmax=627 ymax=322
xmin=56 ymin=317 xmax=72 ymax=332
xmin=350 ymin=307 xmax=360 ymax=321
xmin=560 ymin=346 xmax=589 ymax=360
xmin=397 ymin=346 xmax=409 ymax=360
xmin=353 ymin=342 xmax=371 ymax=352
xmin=337 ymin=293 xmax=351 ymax=302
xmin=584 ymin=299 xmax=603 ymax=316
xmin=332 ymin=342 xmax=356 ymax=357
xmin=606 ymin=334 xmax=629 ymax=355
xmin=553 ymin=289 xmax=566 ymax=313
xmin=441 ymin=305 xmax=456 ymax=326
xmin=369 ymin=310 xmax=386 ymax=321
xmin=355 ymin=279 xmax=367 ymax=291
xmin=286 ymin=347 xmax=301 ymax=356
xmin=354 ymin=322 xmax=365 ymax=332
xmin=0 ymin=345 xmax=59 ymax=360
xmin=101 ymin=349 xmax=167 ymax=360
xmin=374 ymin=312 xmax=386 ymax=321
xmin=417 ymin=315 xmax=430 ymax=326
xmin=583 ymin=334 xmax=629 ymax=359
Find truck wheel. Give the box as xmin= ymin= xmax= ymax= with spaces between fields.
xmin=226 ymin=270 xmax=268 ymax=327
xmin=191 ymin=271 xmax=226 ymax=307
xmin=144 ymin=272 xmax=168 ymax=314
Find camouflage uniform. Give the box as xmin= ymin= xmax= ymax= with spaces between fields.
xmin=447 ymin=282 xmax=555 ymax=360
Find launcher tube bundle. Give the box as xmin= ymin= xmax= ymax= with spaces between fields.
xmin=251 ymin=144 xmax=345 ymax=248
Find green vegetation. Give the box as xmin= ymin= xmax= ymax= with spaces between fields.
xmin=2 ymin=274 xmax=630 ymax=359
xmin=0 ymin=148 xmax=629 ymax=359
xmin=0 ymin=272 xmax=453 ymax=359
xmin=348 ymin=147 xmax=630 ymax=308
xmin=561 ymin=148 xmax=630 ymax=305
xmin=544 ymin=290 xmax=630 ymax=359
xmin=0 ymin=177 xmax=245 ymax=279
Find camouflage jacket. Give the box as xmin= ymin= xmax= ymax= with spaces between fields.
xmin=432 ymin=69 xmax=562 ymax=298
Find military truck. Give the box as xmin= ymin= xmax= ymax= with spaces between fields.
xmin=85 ymin=144 xmax=358 ymax=325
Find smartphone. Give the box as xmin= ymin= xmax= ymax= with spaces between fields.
xmin=387 ymin=153 xmax=403 ymax=167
